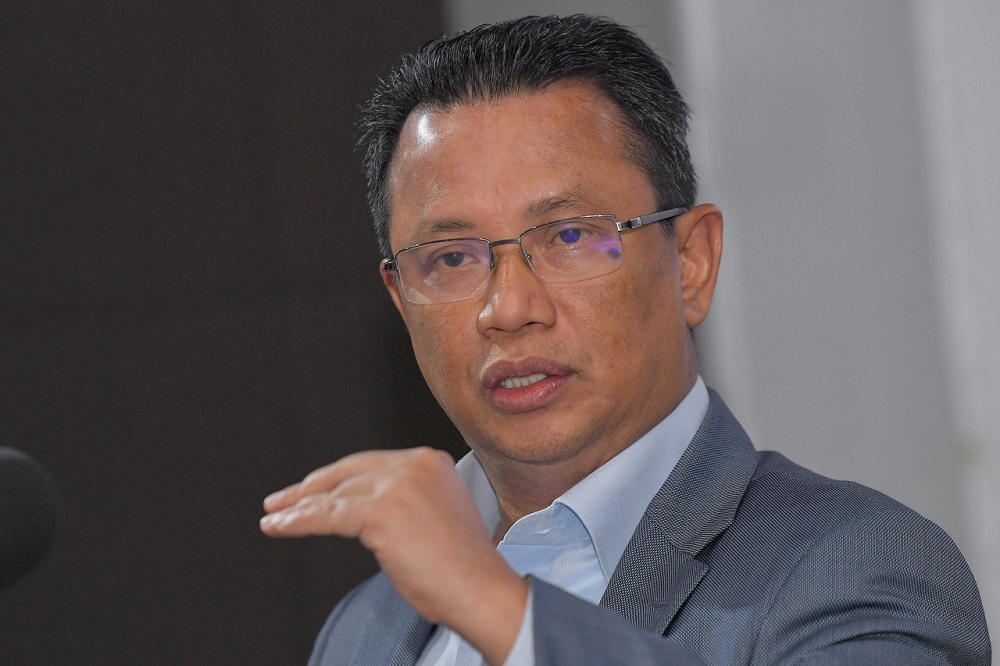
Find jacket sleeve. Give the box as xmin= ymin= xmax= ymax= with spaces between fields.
xmin=752 ymin=510 xmax=991 ymax=665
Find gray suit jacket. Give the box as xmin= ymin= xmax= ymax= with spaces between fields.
xmin=309 ymin=391 xmax=991 ymax=665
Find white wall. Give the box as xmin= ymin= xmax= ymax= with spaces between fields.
xmin=912 ymin=0 xmax=1000 ymax=646
xmin=678 ymin=0 xmax=964 ymax=542
xmin=443 ymin=0 xmax=997 ymax=645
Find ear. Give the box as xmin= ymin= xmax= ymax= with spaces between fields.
xmin=380 ymin=260 xmax=410 ymax=329
xmin=672 ymin=203 xmax=723 ymax=329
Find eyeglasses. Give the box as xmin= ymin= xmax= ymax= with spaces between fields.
xmin=383 ymin=207 xmax=688 ymax=304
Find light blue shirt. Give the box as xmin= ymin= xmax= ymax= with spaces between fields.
xmin=418 ymin=377 xmax=709 ymax=665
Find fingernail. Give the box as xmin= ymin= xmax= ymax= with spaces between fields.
xmin=263 ymin=491 xmax=283 ymax=509
xmin=260 ymin=514 xmax=279 ymax=530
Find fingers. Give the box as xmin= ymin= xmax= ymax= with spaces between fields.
xmin=260 ymin=469 xmax=376 ymax=538
xmin=259 ymin=447 xmax=455 ymax=539
xmin=259 ymin=494 xmax=361 ymax=538
xmin=261 ymin=458 xmax=346 ymax=513
xmin=262 ymin=449 xmax=399 ymax=513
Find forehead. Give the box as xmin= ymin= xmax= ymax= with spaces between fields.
xmin=399 ymin=81 xmax=629 ymax=156
xmin=386 ymin=82 xmax=651 ymax=245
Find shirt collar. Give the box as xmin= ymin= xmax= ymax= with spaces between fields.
xmin=456 ymin=376 xmax=709 ymax=578
xmin=456 ymin=448 xmax=502 ymax=537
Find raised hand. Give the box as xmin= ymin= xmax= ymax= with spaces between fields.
xmin=260 ymin=447 xmax=527 ymax=664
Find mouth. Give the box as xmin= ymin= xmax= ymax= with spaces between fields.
xmin=500 ymin=373 xmax=548 ymax=389
xmin=481 ymin=358 xmax=573 ymax=413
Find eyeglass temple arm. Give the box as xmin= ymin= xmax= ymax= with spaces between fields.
xmin=617 ymin=206 xmax=689 ymax=231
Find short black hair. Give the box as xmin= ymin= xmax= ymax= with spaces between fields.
xmin=357 ymin=14 xmax=697 ymax=258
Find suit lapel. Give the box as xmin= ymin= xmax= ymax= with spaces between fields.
xmin=601 ymin=519 xmax=708 ymax=632
xmin=387 ymin=610 xmax=433 ymax=666
xmin=600 ymin=390 xmax=757 ymax=635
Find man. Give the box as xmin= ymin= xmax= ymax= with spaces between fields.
xmin=260 ymin=15 xmax=991 ymax=665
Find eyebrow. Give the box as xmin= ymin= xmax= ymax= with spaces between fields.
xmin=409 ymin=218 xmax=475 ymax=243
xmin=409 ymin=188 xmax=602 ymax=242
xmin=525 ymin=190 xmax=598 ymax=219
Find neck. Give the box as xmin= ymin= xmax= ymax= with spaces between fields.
xmin=486 ymin=458 xmax=584 ymax=542
xmin=479 ymin=367 xmax=699 ymax=541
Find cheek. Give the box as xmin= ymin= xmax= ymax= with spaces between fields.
xmin=590 ymin=257 xmax=684 ymax=372
xmin=404 ymin=311 xmax=472 ymax=389
xmin=559 ymin=285 xmax=633 ymax=374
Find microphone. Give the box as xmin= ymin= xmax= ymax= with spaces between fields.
xmin=0 ymin=447 xmax=63 ymax=592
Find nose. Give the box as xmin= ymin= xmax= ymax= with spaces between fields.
xmin=476 ymin=243 xmax=557 ymax=335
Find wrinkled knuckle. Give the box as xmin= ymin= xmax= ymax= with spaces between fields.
xmin=409 ymin=445 xmax=435 ymax=459
xmin=432 ymin=449 xmax=454 ymax=467
xmin=405 ymin=446 xmax=434 ymax=469
xmin=410 ymin=446 xmax=453 ymax=469
xmin=320 ymin=493 xmax=343 ymax=514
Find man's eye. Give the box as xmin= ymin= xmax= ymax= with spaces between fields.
xmin=438 ymin=251 xmax=468 ymax=268
xmin=557 ymin=227 xmax=583 ymax=244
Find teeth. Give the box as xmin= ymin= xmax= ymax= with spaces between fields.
xmin=500 ymin=373 xmax=548 ymax=389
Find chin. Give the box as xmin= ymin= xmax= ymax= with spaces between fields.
xmin=477 ymin=428 xmax=605 ymax=468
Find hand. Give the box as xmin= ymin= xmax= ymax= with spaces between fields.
xmin=260 ymin=447 xmax=528 ymax=665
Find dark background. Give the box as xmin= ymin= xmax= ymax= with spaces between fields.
xmin=0 ymin=3 xmax=464 ymax=663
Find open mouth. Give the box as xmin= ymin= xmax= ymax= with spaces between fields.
xmin=500 ymin=373 xmax=548 ymax=389
xmin=481 ymin=358 xmax=573 ymax=413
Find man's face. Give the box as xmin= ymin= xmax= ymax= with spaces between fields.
xmin=383 ymin=82 xmax=712 ymax=483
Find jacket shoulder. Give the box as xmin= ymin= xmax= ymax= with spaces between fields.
xmin=694 ymin=450 xmax=991 ymax=664
xmin=309 ymin=573 xmax=426 ymax=666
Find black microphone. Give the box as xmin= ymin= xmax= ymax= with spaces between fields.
xmin=0 ymin=447 xmax=63 ymax=592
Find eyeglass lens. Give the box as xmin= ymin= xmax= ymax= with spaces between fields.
xmin=395 ymin=216 xmax=624 ymax=304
